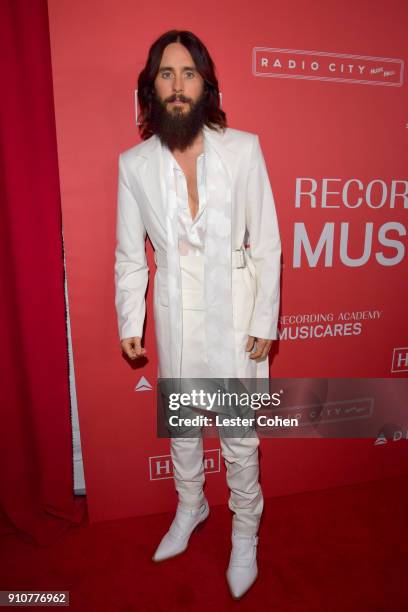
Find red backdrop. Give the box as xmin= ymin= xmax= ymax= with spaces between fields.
xmin=47 ymin=0 xmax=408 ymax=523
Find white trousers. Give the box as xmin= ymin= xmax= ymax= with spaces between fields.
xmin=169 ymin=254 xmax=264 ymax=536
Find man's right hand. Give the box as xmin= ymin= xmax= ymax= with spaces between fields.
xmin=120 ymin=337 xmax=146 ymax=360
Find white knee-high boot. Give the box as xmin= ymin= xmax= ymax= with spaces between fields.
xmin=220 ymin=432 xmax=263 ymax=598
xmin=152 ymin=436 xmax=209 ymax=562
xmin=170 ymin=436 xmax=206 ymax=509
xmin=219 ymin=433 xmax=264 ymax=535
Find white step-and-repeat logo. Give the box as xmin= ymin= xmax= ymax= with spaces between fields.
xmin=149 ymin=448 xmax=220 ymax=481
xmin=252 ymin=47 xmax=404 ymax=86
xmin=391 ymin=347 xmax=408 ymax=373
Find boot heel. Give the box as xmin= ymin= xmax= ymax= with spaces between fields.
xmin=152 ymin=500 xmax=210 ymax=562
xmin=193 ymin=515 xmax=208 ymax=532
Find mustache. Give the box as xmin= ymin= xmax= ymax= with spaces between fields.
xmin=164 ymin=94 xmax=192 ymax=104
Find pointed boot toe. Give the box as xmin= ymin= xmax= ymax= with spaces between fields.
xmin=152 ymin=499 xmax=209 ymax=562
xmin=226 ymin=531 xmax=259 ymax=599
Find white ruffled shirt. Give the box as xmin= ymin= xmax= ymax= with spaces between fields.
xmin=161 ymin=143 xmax=207 ymax=256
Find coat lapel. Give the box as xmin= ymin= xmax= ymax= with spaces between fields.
xmin=135 ymin=135 xmax=167 ymax=232
xmin=202 ymin=125 xmax=237 ymax=183
xmin=135 ymin=126 xmax=238 ymax=229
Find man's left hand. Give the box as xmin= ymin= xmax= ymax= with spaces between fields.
xmin=246 ymin=335 xmax=273 ymax=360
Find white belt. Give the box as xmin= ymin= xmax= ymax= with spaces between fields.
xmin=154 ymin=247 xmax=247 ymax=269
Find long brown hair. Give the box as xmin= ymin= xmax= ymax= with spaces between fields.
xmin=137 ymin=30 xmax=227 ymax=140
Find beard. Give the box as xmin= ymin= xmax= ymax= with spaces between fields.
xmin=149 ymin=90 xmax=208 ymax=152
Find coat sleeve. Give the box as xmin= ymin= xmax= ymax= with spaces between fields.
xmin=114 ymin=154 xmax=149 ymax=340
xmin=246 ymin=134 xmax=281 ymax=340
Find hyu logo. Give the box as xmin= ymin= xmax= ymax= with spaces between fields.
xmin=149 ymin=448 xmax=220 ymax=481
xmin=391 ymin=347 xmax=408 ymax=373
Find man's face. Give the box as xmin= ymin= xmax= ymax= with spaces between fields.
xmin=154 ymin=42 xmax=205 ymax=117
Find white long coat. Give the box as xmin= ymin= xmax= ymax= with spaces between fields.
xmin=114 ymin=125 xmax=281 ymax=379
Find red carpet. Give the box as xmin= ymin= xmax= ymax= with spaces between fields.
xmin=0 ymin=474 xmax=406 ymax=611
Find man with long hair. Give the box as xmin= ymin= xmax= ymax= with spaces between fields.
xmin=114 ymin=30 xmax=281 ymax=599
